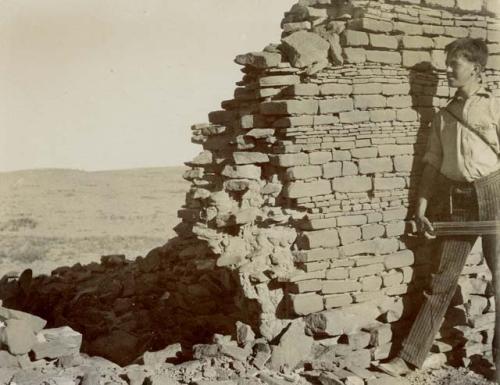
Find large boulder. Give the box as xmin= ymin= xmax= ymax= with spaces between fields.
xmin=281 ymin=31 xmax=330 ymax=68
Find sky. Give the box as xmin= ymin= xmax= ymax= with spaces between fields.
xmin=0 ymin=0 xmax=296 ymax=172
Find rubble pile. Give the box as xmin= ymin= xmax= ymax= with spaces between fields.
xmin=0 ymin=305 xmax=411 ymax=385
xmin=0 ymin=249 xmax=260 ymax=367
xmin=1 ymin=0 xmax=500 ymax=382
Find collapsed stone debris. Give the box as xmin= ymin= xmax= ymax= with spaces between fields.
xmin=1 ymin=0 xmax=500 ymax=383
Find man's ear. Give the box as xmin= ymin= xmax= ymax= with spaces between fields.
xmin=473 ymin=63 xmax=482 ymax=77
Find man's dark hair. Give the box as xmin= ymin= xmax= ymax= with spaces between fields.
xmin=445 ymin=38 xmax=489 ymax=70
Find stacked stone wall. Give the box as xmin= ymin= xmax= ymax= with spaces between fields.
xmin=179 ymin=0 xmax=500 ymax=370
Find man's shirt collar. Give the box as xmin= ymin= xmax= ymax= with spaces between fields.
xmin=453 ymin=85 xmax=491 ymax=101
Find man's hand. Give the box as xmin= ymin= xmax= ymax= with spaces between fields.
xmin=415 ymin=214 xmax=436 ymax=239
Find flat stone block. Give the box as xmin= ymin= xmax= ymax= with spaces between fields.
xmin=284 ymin=179 xmax=333 ymax=198
xmin=382 ymin=207 xmax=408 ymax=221
xmin=283 ymin=83 xmax=319 ymax=96
xmin=444 ymin=26 xmax=468 ymax=38
xmin=341 ymin=30 xmax=369 ymax=46
xmin=423 ymin=0 xmax=454 ymax=7
xmin=339 ymin=111 xmax=370 ymax=123
xmin=324 ymin=293 xmax=353 ymax=309
xmin=378 ymin=144 xmax=413 ymax=156
xmin=358 ymin=157 xmax=393 ymax=174
xmin=343 ymin=47 xmax=366 ymax=63
xmin=259 ymin=75 xmax=300 ymax=87
xmin=361 ymin=275 xmax=383 ymax=292
xmin=309 ymin=151 xmax=333 ymax=165
xmin=286 ymin=165 xmax=322 ymax=180
xmin=370 ymin=109 xmax=396 ymax=122
xmin=261 ymin=100 xmax=318 ymax=115
xmin=325 ymin=268 xmax=349 ymax=280
xmin=423 ymin=24 xmax=445 ymax=36
xmin=294 ymin=248 xmax=339 ymax=263
xmin=387 ymin=95 xmax=412 ymax=108
xmin=351 ymin=147 xmax=378 ymax=159
xmin=352 ymin=83 xmax=382 ymax=94
xmin=385 ymin=250 xmax=414 ymax=269
xmin=354 ymin=95 xmax=386 ymax=109
xmin=350 ymin=263 xmax=384 ymax=279
xmin=402 ymin=51 xmax=431 ymax=68
xmin=322 ymin=279 xmax=361 ymax=295
xmin=365 ymin=50 xmax=401 ymax=65
xmin=456 ymin=0 xmax=482 ymax=11
xmin=382 ymin=83 xmax=410 ymax=95
xmin=339 ymin=227 xmax=362 ymax=245
xmin=393 ymin=21 xmax=423 ymax=35
xmin=300 ymin=217 xmax=337 ymax=230
xmin=32 ymin=326 xmax=82 ymax=360
xmin=386 ymin=221 xmax=406 ymax=236
xmin=348 ymin=18 xmax=393 ymax=33
xmin=273 ymin=153 xmax=309 ymax=167
xmin=233 ymin=152 xmax=269 ymax=164
xmin=362 ymin=224 xmax=385 ymax=240
xmin=397 ymin=108 xmax=418 ymax=121
xmin=369 ymin=34 xmax=398 ymax=49
xmin=297 ymin=228 xmax=340 ymax=249
xmin=337 ymin=215 xmax=367 ymax=226
xmin=374 ymin=177 xmax=406 ymax=190
xmin=332 ymin=176 xmax=372 ymax=192
xmin=323 ymin=162 xmax=342 ymax=178
xmin=291 ymin=293 xmax=325 ymax=315
xmin=319 ymin=98 xmax=354 ymax=114
xmin=320 ymin=83 xmax=353 ymax=95
xmin=401 ymin=36 xmax=434 ymax=50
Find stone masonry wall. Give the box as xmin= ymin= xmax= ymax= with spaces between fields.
xmin=178 ymin=0 xmax=500 ymax=371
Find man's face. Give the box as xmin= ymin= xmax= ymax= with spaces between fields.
xmin=445 ymin=54 xmax=478 ymax=88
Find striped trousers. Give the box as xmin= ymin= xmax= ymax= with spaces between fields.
xmin=400 ymin=170 xmax=500 ymax=368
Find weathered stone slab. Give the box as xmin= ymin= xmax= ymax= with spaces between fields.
xmin=235 ymin=51 xmax=282 ymax=68
xmin=32 ymin=326 xmax=82 ymax=360
xmin=233 ymin=152 xmax=269 ymax=165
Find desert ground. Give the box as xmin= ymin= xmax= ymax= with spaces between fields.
xmin=0 ymin=166 xmax=190 ymax=277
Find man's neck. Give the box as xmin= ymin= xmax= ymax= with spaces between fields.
xmin=457 ymin=80 xmax=482 ymax=99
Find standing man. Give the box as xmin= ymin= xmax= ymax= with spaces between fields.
xmin=378 ymin=38 xmax=500 ymax=382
